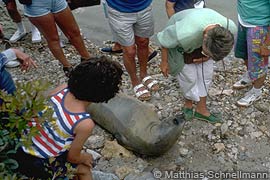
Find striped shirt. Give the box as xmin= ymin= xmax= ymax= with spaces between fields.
xmin=22 ymin=88 xmax=91 ymax=158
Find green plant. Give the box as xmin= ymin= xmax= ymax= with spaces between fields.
xmin=0 ymin=79 xmax=53 ymax=179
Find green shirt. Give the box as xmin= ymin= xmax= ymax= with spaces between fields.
xmin=237 ymin=0 xmax=270 ymax=26
xmin=157 ymin=8 xmax=237 ymax=76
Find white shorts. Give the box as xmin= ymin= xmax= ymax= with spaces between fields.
xmin=176 ymin=60 xmax=214 ymax=102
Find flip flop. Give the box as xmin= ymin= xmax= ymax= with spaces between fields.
xmin=100 ymin=47 xmax=123 ymax=53
xmin=148 ymin=50 xmax=158 ymax=62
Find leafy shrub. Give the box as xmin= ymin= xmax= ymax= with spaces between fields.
xmin=0 ymin=79 xmax=53 ymax=179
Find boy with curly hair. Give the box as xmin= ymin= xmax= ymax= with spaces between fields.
xmin=12 ymin=56 xmax=123 ymax=179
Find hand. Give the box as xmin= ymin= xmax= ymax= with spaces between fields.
xmin=160 ymin=60 xmax=169 ymax=78
xmin=81 ymin=153 xmax=93 ymax=168
xmin=12 ymin=48 xmax=37 ymax=71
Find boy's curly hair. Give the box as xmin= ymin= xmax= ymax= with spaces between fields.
xmin=68 ymin=56 xmax=123 ymax=103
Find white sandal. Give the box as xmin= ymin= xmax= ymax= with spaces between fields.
xmin=142 ymin=76 xmax=159 ymax=91
xmin=133 ymin=84 xmax=151 ymax=101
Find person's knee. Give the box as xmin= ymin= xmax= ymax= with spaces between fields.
xmin=66 ymin=27 xmax=81 ymax=40
xmin=6 ymin=1 xmax=18 ymax=11
xmin=45 ymin=34 xmax=61 ymax=45
xmin=136 ymin=38 xmax=149 ymax=48
xmin=123 ymin=46 xmax=136 ymax=58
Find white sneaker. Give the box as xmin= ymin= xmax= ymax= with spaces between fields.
xmin=9 ymin=30 xmax=26 ymax=43
xmin=31 ymin=26 xmax=41 ymax=43
xmin=5 ymin=60 xmax=20 ymax=68
xmin=236 ymin=88 xmax=261 ymax=107
xmin=233 ymin=71 xmax=252 ymax=89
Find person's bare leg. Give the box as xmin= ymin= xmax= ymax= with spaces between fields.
xmin=29 ymin=14 xmax=71 ymax=67
xmin=253 ymin=75 xmax=266 ymax=89
xmin=5 ymin=0 xmax=21 ymax=23
xmin=112 ymin=42 xmax=122 ymax=51
xmin=122 ymin=44 xmax=140 ymax=87
xmin=195 ymin=96 xmax=210 ymax=116
xmin=135 ymin=36 xmax=149 ymax=79
xmin=184 ymin=99 xmax=193 ymax=109
xmin=54 ymin=8 xmax=90 ymax=60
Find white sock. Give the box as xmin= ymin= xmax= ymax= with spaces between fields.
xmin=17 ymin=22 xmax=25 ymax=32
xmin=31 ymin=24 xmax=39 ymax=33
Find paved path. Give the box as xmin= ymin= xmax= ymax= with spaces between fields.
xmin=74 ymin=0 xmax=237 ymax=46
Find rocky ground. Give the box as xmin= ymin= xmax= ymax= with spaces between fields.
xmin=1 ymin=4 xmax=270 ymax=180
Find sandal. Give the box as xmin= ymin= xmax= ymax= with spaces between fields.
xmin=194 ymin=112 xmax=222 ymax=124
xmin=100 ymin=47 xmax=123 ymax=54
xmin=133 ymin=84 xmax=151 ymax=101
xmin=148 ymin=50 xmax=158 ymax=62
xmin=142 ymin=76 xmax=159 ymax=91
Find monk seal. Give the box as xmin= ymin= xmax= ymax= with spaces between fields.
xmin=87 ymin=93 xmax=185 ymax=156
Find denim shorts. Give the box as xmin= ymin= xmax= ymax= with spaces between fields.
xmin=24 ymin=0 xmax=68 ymax=17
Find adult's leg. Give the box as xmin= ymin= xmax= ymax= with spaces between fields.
xmin=194 ymin=60 xmax=213 ymax=116
xmin=5 ymin=0 xmax=21 ymax=23
xmin=195 ymin=96 xmax=210 ymax=116
xmin=184 ymin=99 xmax=193 ymax=109
xmin=113 ymin=42 xmax=123 ymax=51
xmin=247 ymin=26 xmax=269 ymax=89
xmin=5 ymin=0 xmax=26 ymax=43
xmin=135 ymin=36 xmax=149 ymax=79
xmin=28 ymin=14 xmax=71 ymax=67
xmin=54 ymin=8 xmax=90 ymax=60
xmin=253 ymin=75 xmax=266 ymax=88
xmin=233 ymin=23 xmax=252 ymax=89
xmin=237 ymin=26 xmax=269 ymax=106
xmin=122 ymin=44 xmax=139 ymax=87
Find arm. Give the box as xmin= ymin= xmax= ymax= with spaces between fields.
xmin=165 ymin=0 xmax=176 ymax=18
xmin=67 ymin=119 xmax=95 ymax=167
xmin=2 ymin=48 xmax=37 ymax=71
xmin=160 ymin=47 xmax=169 ymax=78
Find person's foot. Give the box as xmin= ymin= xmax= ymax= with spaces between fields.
xmin=233 ymin=71 xmax=252 ymax=89
xmin=182 ymin=107 xmax=193 ymax=121
xmin=142 ymin=76 xmax=159 ymax=91
xmin=9 ymin=29 xmax=27 ymax=43
xmin=236 ymin=88 xmax=262 ymax=107
xmin=31 ymin=26 xmax=41 ymax=43
xmin=133 ymin=83 xmax=151 ymax=101
xmin=194 ymin=111 xmax=222 ymax=123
